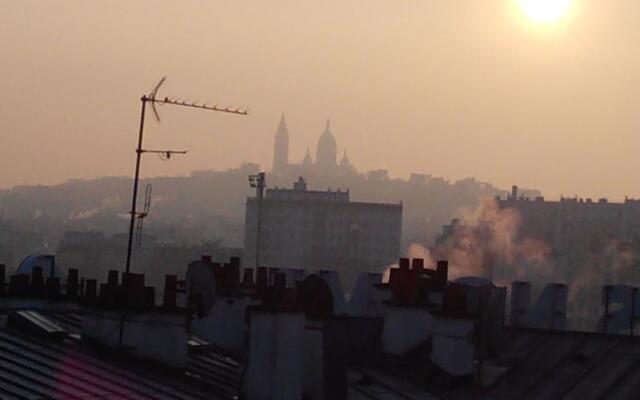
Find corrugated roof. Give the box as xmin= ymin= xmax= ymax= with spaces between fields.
xmin=0 ymin=312 xmax=243 ymax=400
xmin=481 ymin=328 xmax=640 ymax=400
xmin=348 ymin=367 xmax=443 ymax=400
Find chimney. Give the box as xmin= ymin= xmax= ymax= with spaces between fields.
xmin=416 ymin=275 xmax=431 ymax=307
xmin=390 ymin=264 xmax=411 ymax=305
xmin=122 ymin=273 xmax=145 ymax=308
xmin=242 ymin=268 xmax=254 ymax=287
xmin=431 ymin=314 xmax=475 ymax=376
xmin=347 ymin=272 xmax=383 ymax=316
xmin=66 ymin=268 xmax=79 ymax=298
xmin=442 ymin=284 xmax=467 ymax=315
xmin=82 ymin=273 xmax=188 ymax=368
xmin=272 ymin=272 xmax=287 ymax=303
xmin=243 ymin=307 xmax=305 ymax=400
xmin=256 ymin=267 xmax=268 ymax=289
xmin=317 ymin=271 xmax=346 ymax=314
xmin=268 ymin=267 xmax=280 ymax=286
xmin=9 ymin=275 xmax=29 ymax=297
xmin=303 ymin=317 xmax=348 ymax=400
xmin=511 ymin=185 xmax=518 ymax=200
xmin=509 ymin=281 xmax=531 ymax=327
xmin=45 ymin=277 xmax=60 ymax=299
xmin=82 ymin=307 xmax=188 ymax=368
xmin=191 ymin=272 xmax=258 ymax=354
xmin=31 ymin=266 xmax=44 ymax=297
xmin=436 ymin=260 xmax=449 ymax=288
xmin=107 ymin=270 xmax=119 ymax=286
xmin=144 ymin=286 xmax=155 ymax=307
xmin=381 ymin=302 xmax=434 ymax=355
xmin=411 ymin=258 xmax=425 ymax=274
xmin=389 ymin=268 xmax=401 ymax=300
xmin=527 ymin=283 xmax=568 ymax=329
xmin=84 ymin=279 xmax=97 ymax=302
xmin=201 ymin=255 xmax=212 ymax=264
xmin=163 ymin=275 xmax=178 ymax=308
xmin=225 ymin=258 xmax=241 ymax=289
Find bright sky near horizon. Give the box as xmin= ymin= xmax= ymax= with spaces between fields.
xmin=0 ymin=1 xmax=638 ymax=200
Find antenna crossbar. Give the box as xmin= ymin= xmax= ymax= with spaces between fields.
xmin=149 ymin=96 xmax=248 ymax=115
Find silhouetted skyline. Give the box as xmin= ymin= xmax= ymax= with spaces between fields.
xmin=1 ymin=1 xmax=638 ymax=200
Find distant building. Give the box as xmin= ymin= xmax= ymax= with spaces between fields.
xmin=272 ymin=115 xmax=289 ymax=172
xmin=438 ymin=185 xmax=640 ymax=256
xmin=243 ymin=177 xmax=402 ymax=277
xmin=271 ymin=115 xmax=355 ymax=177
xmin=498 ymin=185 xmax=640 ymax=254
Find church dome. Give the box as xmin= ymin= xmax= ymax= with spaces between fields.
xmin=316 ymin=119 xmax=337 ymax=168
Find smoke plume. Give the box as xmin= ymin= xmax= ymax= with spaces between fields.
xmin=434 ymin=198 xmax=551 ymax=283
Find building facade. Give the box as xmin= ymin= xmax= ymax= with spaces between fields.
xmin=243 ymin=177 xmax=402 ymax=278
xmin=498 ymin=185 xmax=640 ymax=254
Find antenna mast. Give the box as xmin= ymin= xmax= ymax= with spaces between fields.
xmin=120 ymin=77 xmax=247 ymax=344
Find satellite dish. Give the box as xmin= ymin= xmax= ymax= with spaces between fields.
xmin=16 ymin=254 xmax=56 ymax=278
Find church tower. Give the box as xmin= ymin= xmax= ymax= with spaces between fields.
xmin=273 ymin=114 xmax=289 ymax=173
xmin=339 ymin=150 xmax=356 ymax=175
xmin=316 ymin=119 xmax=337 ymax=169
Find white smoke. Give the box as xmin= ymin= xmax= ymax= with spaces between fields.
xmin=434 ymin=198 xmax=551 ymax=283
xmin=382 ymin=243 xmax=436 ymax=283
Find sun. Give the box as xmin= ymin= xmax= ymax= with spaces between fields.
xmin=517 ymin=0 xmax=572 ymax=24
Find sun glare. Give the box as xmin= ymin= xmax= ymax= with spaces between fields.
xmin=517 ymin=0 xmax=572 ymax=24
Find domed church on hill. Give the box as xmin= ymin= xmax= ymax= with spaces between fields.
xmin=271 ymin=114 xmax=355 ymax=178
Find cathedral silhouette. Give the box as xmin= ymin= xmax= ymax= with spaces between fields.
xmin=272 ymin=114 xmax=356 ymax=177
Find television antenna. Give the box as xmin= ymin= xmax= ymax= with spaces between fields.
xmin=125 ymin=77 xmax=248 ymax=275
xmin=134 ymin=184 xmax=152 ymax=247
xmin=120 ymin=77 xmax=247 ymax=344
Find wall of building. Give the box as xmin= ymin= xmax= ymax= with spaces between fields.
xmin=243 ymin=181 xmax=402 ymax=287
xmin=499 ymin=191 xmax=640 ymax=255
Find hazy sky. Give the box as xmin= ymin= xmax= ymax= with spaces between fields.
xmin=1 ymin=1 xmax=638 ymax=200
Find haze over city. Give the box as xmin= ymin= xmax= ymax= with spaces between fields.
xmin=5 ymin=2 xmax=640 ymax=398
xmin=1 ymin=1 xmax=638 ymax=199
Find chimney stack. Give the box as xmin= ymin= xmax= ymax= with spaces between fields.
xmin=66 ymin=268 xmax=79 ymax=298
xmin=510 ymin=281 xmax=531 ymax=327
xmin=31 ymin=267 xmax=44 ymax=297
xmin=243 ymin=268 xmax=254 ymax=287
xmin=45 ymin=277 xmax=60 ymax=299
xmin=256 ymin=267 xmax=268 ymax=289
xmin=84 ymin=279 xmax=97 ymax=302
xmin=243 ymin=307 xmax=305 ymax=400
xmin=411 ymin=258 xmax=425 ymax=274
xmin=163 ymin=275 xmax=178 ymax=308
xmin=436 ymin=260 xmax=449 ymax=288
xmin=107 ymin=270 xmax=119 ymax=286
xmin=9 ymin=275 xmax=29 ymax=297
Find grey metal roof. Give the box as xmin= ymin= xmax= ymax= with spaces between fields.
xmin=348 ymin=367 xmax=443 ymax=400
xmin=0 ymin=312 xmax=243 ymax=400
xmin=482 ymin=328 xmax=640 ymax=400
